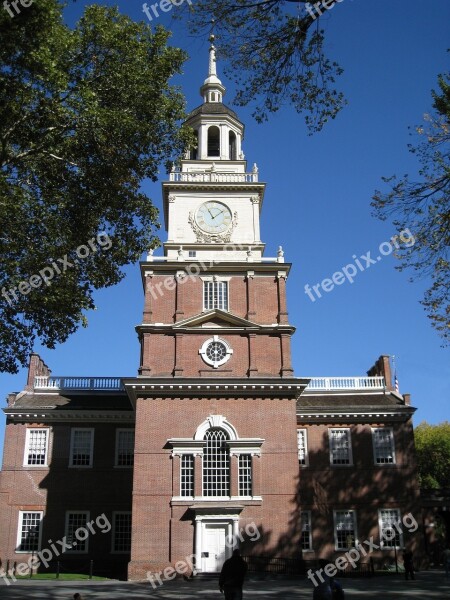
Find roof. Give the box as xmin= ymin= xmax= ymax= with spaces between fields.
xmin=298 ymin=392 xmax=407 ymax=409
xmin=187 ymin=102 xmax=240 ymax=122
xmin=6 ymin=391 xmax=132 ymax=412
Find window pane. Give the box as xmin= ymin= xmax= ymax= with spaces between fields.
xmin=181 ymin=455 xmax=194 ymax=497
xmin=66 ymin=513 xmax=88 ymax=552
xmin=26 ymin=429 xmax=48 ymax=466
xmin=238 ymin=455 xmax=252 ymax=496
xmin=202 ymin=429 xmax=230 ymax=497
xmin=300 ymin=511 xmax=312 ymax=551
xmin=297 ymin=430 xmax=308 ymax=465
xmin=18 ymin=512 xmax=42 ymax=551
xmin=335 ymin=510 xmax=356 ymax=550
xmin=330 ymin=429 xmax=351 ymax=465
xmin=204 ymin=281 xmax=228 ymax=311
xmin=373 ymin=429 xmax=395 ymax=464
xmin=113 ymin=513 xmax=132 ymax=553
xmin=117 ymin=430 xmax=134 ymax=466
xmin=71 ymin=430 xmax=93 ymax=466
xmin=379 ymin=509 xmax=402 ymax=547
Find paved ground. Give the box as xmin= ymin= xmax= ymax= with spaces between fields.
xmin=1 ymin=571 xmax=449 ymax=599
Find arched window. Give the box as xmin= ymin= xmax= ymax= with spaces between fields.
xmin=189 ymin=129 xmax=198 ymax=160
xmin=229 ymin=131 xmax=237 ymax=160
xmin=203 ymin=429 xmax=230 ymax=496
xmin=208 ymin=126 xmax=220 ymax=157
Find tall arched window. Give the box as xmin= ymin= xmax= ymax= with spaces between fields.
xmin=203 ymin=429 xmax=230 ymax=496
xmin=229 ymin=131 xmax=237 ymax=160
xmin=189 ymin=130 xmax=198 ymax=160
xmin=208 ymin=126 xmax=220 ymax=157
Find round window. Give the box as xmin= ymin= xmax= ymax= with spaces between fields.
xmin=199 ymin=336 xmax=233 ymax=368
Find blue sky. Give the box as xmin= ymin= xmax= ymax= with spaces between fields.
xmin=1 ymin=1 xmax=449 ymax=461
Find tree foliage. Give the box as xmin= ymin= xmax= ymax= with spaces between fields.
xmin=372 ymin=72 xmax=450 ymax=344
xmin=181 ymin=0 xmax=346 ymax=132
xmin=414 ymin=421 xmax=450 ymax=489
xmin=0 ymin=1 xmax=191 ymax=373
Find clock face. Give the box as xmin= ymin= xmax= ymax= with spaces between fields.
xmin=195 ymin=201 xmax=232 ymax=234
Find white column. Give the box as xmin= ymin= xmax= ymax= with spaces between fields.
xmin=251 ymin=196 xmax=261 ymax=242
xmin=195 ymin=518 xmax=202 ymax=572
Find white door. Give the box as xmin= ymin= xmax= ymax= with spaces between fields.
xmin=202 ymin=525 xmax=226 ymax=572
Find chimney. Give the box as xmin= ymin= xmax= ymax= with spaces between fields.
xmin=367 ymin=355 xmax=393 ymax=391
xmin=403 ymin=393 xmax=411 ymax=406
xmin=25 ymin=353 xmax=51 ymax=391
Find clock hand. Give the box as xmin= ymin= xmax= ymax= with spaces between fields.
xmin=212 ymin=210 xmax=225 ymax=220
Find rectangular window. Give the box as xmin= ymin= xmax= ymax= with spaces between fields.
xmin=204 ymin=281 xmax=228 ymax=311
xmin=180 ymin=455 xmax=194 ymax=497
xmin=112 ymin=512 xmax=132 ymax=553
xmin=379 ymin=509 xmax=403 ymax=548
xmin=24 ymin=428 xmax=49 ymax=467
xmin=115 ymin=429 xmax=134 ymax=467
xmin=65 ymin=512 xmax=89 ymax=553
xmin=300 ymin=511 xmax=312 ymax=551
xmin=16 ymin=511 xmax=43 ymax=552
xmin=297 ymin=429 xmax=308 ymax=466
xmin=372 ymin=428 xmax=395 ymax=465
xmin=188 ymin=251 xmax=196 ymax=258
xmin=238 ymin=455 xmax=252 ymax=497
xmin=334 ymin=510 xmax=357 ymax=550
xmin=70 ymin=428 xmax=94 ymax=467
xmin=329 ymin=428 xmax=353 ymax=465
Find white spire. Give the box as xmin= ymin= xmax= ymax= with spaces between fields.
xmin=201 ymin=34 xmax=225 ymax=103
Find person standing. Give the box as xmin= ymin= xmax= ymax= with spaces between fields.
xmin=403 ymin=549 xmax=415 ymax=581
xmin=219 ymin=548 xmax=248 ymax=600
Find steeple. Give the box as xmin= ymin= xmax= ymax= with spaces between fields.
xmin=200 ymin=34 xmax=225 ymax=104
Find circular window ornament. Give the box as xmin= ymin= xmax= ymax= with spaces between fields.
xmin=199 ymin=336 xmax=233 ymax=368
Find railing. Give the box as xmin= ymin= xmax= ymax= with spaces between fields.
xmin=34 ymin=376 xmax=124 ymax=391
xmin=305 ymin=376 xmax=385 ymax=391
xmin=169 ymin=171 xmax=258 ymax=183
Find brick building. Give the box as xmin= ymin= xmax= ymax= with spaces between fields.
xmin=0 ymin=40 xmax=424 ymax=580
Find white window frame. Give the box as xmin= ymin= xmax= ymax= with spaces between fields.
xmin=297 ymin=429 xmax=308 ymax=466
xmin=23 ymin=428 xmax=50 ymax=467
xmin=300 ymin=510 xmax=313 ymax=552
xmin=115 ymin=429 xmax=135 ymax=468
xmin=65 ymin=511 xmax=90 ymax=553
xmin=202 ymin=278 xmax=230 ymax=311
xmin=180 ymin=454 xmax=195 ymax=498
xmin=329 ymin=428 xmax=353 ymax=466
xmin=16 ymin=511 xmax=43 ymax=553
xmin=69 ymin=428 xmax=94 ymax=468
xmin=378 ymin=509 xmax=403 ymax=549
xmin=372 ymin=427 xmax=396 ymax=465
xmin=238 ymin=454 xmax=252 ymax=497
xmin=333 ymin=510 xmax=358 ymax=551
xmin=111 ymin=511 xmax=132 ymax=554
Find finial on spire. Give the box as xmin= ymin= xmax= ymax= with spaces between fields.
xmin=201 ymin=23 xmax=225 ymax=102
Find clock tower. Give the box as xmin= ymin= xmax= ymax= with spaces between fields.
xmin=125 ymin=37 xmax=308 ymax=580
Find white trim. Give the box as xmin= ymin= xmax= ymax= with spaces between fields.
xmin=194 ymin=415 xmax=238 ymax=441
xmin=297 ymin=429 xmax=308 ymax=466
xmin=372 ymin=427 xmax=396 ymax=465
xmin=64 ymin=511 xmax=90 ymax=553
xmin=114 ymin=428 xmax=135 ymax=468
xmin=111 ymin=511 xmax=132 ymax=554
xmin=333 ymin=509 xmax=358 ymax=551
xmin=23 ymin=427 xmax=50 ymax=467
xmin=69 ymin=428 xmax=94 ymax=468
xmin=378 ymin=508 xmax=404 ymax=549
xmin=16 ymin=510 xmax=43 ymax=553
xmin=329 ymin=428 xmax=353 ymax=466
xmin=199 ymin=336 xmax=233 ymax=368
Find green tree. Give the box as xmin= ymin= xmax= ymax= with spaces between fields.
xmin=414 ymin=421 xmax=450 ymax=489
xmin=0 ymin=1 xmax=191 ymax=373
xmin=181 ymin=0 xmax=346 ymax=132
xmin=372 ymin=72 xmax=450 ymax=344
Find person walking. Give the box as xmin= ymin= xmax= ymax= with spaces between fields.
xmin=219 ymin=548 xmax=248 ymax=600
